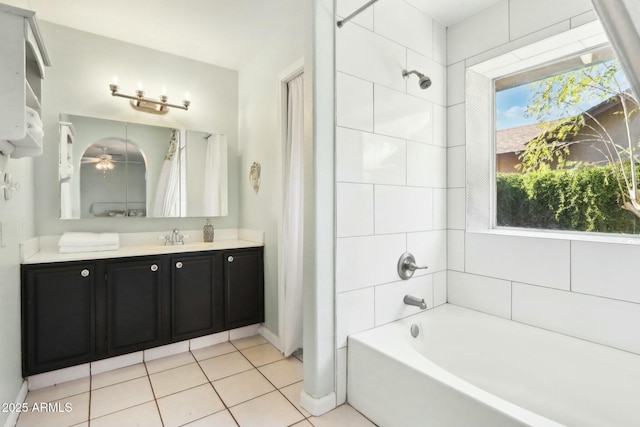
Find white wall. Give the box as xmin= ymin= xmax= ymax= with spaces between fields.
xmin=37 ymin=22 xmax=240 ymax=235
xmin=447 ymin=0 xmax=640 ymax=356
xmin=335 ymin=0 xmax=448 ymax=406
xmin=0 ymin=153 xmax=35 ymax=426
xmin=237 ymin=4 xmax=305 ymax=338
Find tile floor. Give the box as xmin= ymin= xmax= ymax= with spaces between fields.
xmin=16 ymin=335 xmax=377 ymax=427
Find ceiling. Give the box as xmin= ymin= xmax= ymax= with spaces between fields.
xmin=18 ymin=0 xmax=502 ymax=70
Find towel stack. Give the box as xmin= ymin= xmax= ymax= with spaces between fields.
xmin=58 ymin=232 xmax=120 ymax=253
xmin=5 ymin=107 xmax=45 ymax=158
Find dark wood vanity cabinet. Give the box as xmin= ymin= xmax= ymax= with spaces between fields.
xmin=22 ymin=262 xmax=97 ymax=376
xmin=21 ymin=246 xmax=264 ymax=376
xmin=224 ymin=248 xmax=265 ymax=329
xmin=170 ymin=253 xmax=225 ymax=341
xmin=104 ymin=257 xmax=169 ymax=356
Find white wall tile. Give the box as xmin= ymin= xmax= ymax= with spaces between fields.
xmin=509 ymin=0 xmax=593 ymax=40
xmin=432 ymin=188 xmax=447 ymax=230
xmin=144 ymin=342 xmax=189 ymax=361
xmin=407 ymin=50 xmax=446 ymax=106
xmin=407 ymin=142 xmax=446 ymax=188
xmin=337 ymin=23 xmax=406 ymax=91
xmin=447 ymin=146 xmax=465 ymax=188
xmin=337 ymin=183 xmax=374 ymax=237
xmin=336 ymin=347 xmax=347 ymax=405
xmin=447 ymin=61 xmax=465 ymax=106
xmin=571 ymin=241 xmax=640 ymax=304
xmin=28 ymin=364 xmax=90 ymax=391
xmin=374 ymin=0 xmax=433 ymax=58
xmin=447 ymin=188 xmax=465 ymax=230
xmin=374 ymin=275 xmax=434 ymax=326
xmin=336 ymin=288 xmax=375 ymax=348
xmin=447 ymin=2 xmax=509 ymax=65
xmin=407 ymin=230 xmax=447 ymax=273
xmin=229 ymin=324 xmax=261 ymax=340
xmin=448 ymin=271 xmax=511 ymax=319
xmin=336 ymin=234 xmax=407 ymax=293
xmin=447 ymin=230 xmax=465 ymax=272
xmin=447 ymin=104 xmax=465 ymax=147
xmin=512 ymin=283 xmax=640 ymax=355
xmin=433 ymin=271 xmax=447 ymax=306
xmin=190 ymin=331 xmax=229 ymax=350
xmin=337 ymin=0 xmax=374 ymax=30
xmin=336 ymin=72 xmax=373 ymax=132
xmin=336 ymin=127 xmax=406 ymax=185
xmin=465 ymin=233 xmax=570 ymax=290
xmin=570 ymin=10 xmax=598 ymax=28
xmin=92 ymin=352 xmax=143 ymax=375
xmin=432 ymin=104 xmax=447 ymax=147
xmin=432 ymin=21 xmax=447 ymax=65
xmin=375 ymin=186 xmax=433 ymax=234
xmin=374 ymin=85 xmax=433 ymax=144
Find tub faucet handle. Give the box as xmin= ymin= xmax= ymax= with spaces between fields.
xmin=397 ymin=252 xmax=428 ymax=280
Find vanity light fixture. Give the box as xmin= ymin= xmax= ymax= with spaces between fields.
xmin=108 ymin=78 xmax=190 ymax=115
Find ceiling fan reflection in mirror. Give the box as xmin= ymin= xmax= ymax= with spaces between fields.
xmin=81 ymin=146 xmax=121 ymax=171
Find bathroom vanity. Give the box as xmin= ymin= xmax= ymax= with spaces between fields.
xmin=20 ymin=238 xmax=264 ymax=376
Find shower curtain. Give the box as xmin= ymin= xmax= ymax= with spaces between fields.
xmin=282 ymin=73 xmax=304 ymax=357
xmin=591 ymin=0 xmax=640 ymax=98
xmin=151 ymin=129 xmax=180 ymax=217
xmin=203 ymin=134 xmax=228 ymax=216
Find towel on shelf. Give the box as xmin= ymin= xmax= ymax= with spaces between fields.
xmin=58 ymin=232 xmax=120 ymax=248
xmin=59 ymin=244 xmax=120 ymax=254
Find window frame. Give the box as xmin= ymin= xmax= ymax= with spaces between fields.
xmin=464 ymin=20 xmax=640 ymax=243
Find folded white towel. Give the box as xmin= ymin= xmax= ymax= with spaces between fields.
xmin=59 ymin=244 xmax=120 ymax=254
xmin=58 ymin=232 xmax=120 ymax=248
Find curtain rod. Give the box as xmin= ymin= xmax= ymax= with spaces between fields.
xmin=337 ymin=0 xmax=379 ymax=28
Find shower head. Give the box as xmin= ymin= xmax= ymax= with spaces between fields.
xmin=402 ymin=69 xmax=432 ymax=89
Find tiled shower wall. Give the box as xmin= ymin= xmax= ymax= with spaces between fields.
xmin=447 ymin=0 xmax=640 ymax=356
xmin=334 ymin=0 xmax=448 ymax=404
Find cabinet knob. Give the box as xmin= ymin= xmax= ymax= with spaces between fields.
xmin=80 ymin=269 xmax=90 ymax=277
xmin=227 ymin=256 xmax=234 ymax=262
xmin=176 ymin=261 xmax=183 ymax=269
xmin=150 ymin=264 xmax=159 ymax=272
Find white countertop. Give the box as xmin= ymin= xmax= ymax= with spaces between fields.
xmin=21 ymin=229 xmax=264 ymax=264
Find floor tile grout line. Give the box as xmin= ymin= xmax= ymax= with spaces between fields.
xmin=87 ymin=371 xmax=92 ymax=426
xmin=191 ymin=349 xmax=242 ymax=427
xmin=143 ymin=358 xmax=166 ymax=427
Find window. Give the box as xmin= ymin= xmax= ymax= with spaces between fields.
xmin=466 ymin=21 xmax=640 ymax=236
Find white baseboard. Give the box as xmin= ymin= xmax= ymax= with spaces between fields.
xmin=3 ymin=381 xmax=27 ymax=427
xmin=300 ymin=390 xmax=336 ymax=416
xmin=258 ymin=325 xmax=281 ymax=351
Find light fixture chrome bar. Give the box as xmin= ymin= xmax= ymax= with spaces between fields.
xmin=337 ymin=0 xmax=379 ymax=28
xmin=109 ymin=84 xmax=190 ymax=112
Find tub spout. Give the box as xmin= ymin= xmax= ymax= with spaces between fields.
xmin=404 ymin=294 xmax=427 ymax=310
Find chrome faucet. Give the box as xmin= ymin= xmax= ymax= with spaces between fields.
xmin=404 ymin=294 xmax=427 ymax=310
xmin=164 ymin=229 xmax=186 ymax=246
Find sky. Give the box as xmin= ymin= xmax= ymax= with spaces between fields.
xmin=495 ymin=60 xmax=629 ymax=131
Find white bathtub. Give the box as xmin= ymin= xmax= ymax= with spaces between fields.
xmin=347 ymin=304 xmax=640 ymax=427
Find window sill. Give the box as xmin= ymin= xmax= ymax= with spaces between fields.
xmin=468 ymin=227 xmax=640 ymax=246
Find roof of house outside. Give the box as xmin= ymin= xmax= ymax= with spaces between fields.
xmin=496 ymin=95 xmax=625 ymax=155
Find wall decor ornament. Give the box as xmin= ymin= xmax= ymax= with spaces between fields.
xmin=249 ymin=162 xmax=261 ymax=193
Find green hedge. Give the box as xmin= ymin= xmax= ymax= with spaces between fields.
xmin=497 ymin=164 xmax=640 ymax=234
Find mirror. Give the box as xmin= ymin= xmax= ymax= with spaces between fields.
xmin=59 ymin=114 xmax=227 ymax=219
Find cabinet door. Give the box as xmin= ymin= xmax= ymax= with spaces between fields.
xmin=171 ymin=253 xmax=224 ymax=341
xmin=22 ymin=263 xmax=95 ymax=376
xmin=105 ymin=257 xmax=167 ymax=356
xmin=224 ymin=248 xmax=264 ymax=329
